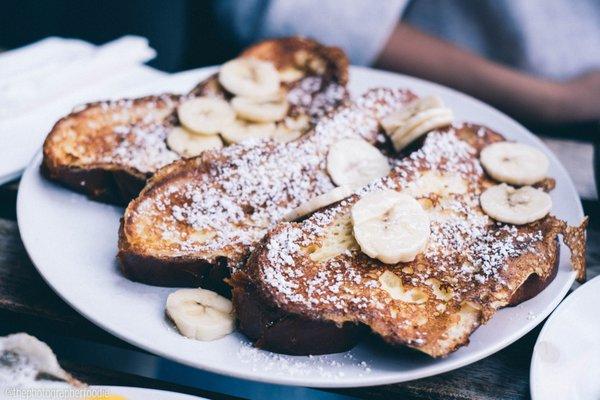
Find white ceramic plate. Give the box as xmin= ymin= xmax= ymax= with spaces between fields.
xmin=0 ymin=383 xmax=204 ymax=399
xmin=530 ymin=276 xmax=600 ymax=400
xmin=17 ymin=66 xmax=583 ymax=388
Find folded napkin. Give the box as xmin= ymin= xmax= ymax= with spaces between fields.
xmin=0 ymin=36 xmax=155 ymax=119
xmin=0 ymin=36 xmax=163 ymax=184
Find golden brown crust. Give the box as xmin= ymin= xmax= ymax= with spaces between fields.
xmin=557 ymin=216 xmax=588 ymax=282
xmin=117 ymin=217 xmax=231 ymax=293
xmin=507 ymin=241 xmax=559 ymax=306
xmin=189 ymin=37 xmax=349 ymax=99
xmin=232 ymin=243 xmax=559 ymax=355
xmin=231 ymin=272 xmax=363 ymax=355
xmin=41 ymin=95 xmax=179 ymax=205
xmin=241 ymin=36 xmax=350 ymax=87
xmin=118 ymin=88 xmax=415 ymax=288
xmin=240 ymin=124 xmax=588 ymax=357
xmin=41 ymin=37 xmax=349 ymax=205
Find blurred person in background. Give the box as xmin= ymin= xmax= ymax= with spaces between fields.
xmin=215 ymin=0 xmax=600 ymax=125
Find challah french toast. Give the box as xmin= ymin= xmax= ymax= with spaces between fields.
xmin=233 ymin=124 xmax=587 ymax=357
xmin=41 ymin=37 xmax=348 ymax=205
xmin=118 ymin=88 xmax=417 ymax=289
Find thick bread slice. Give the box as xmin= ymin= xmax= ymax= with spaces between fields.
xmin=41 ymin=95 xmax=180 ymax=205
xmin=190 ymin=36 xmax=349 ymax=98
xmin=41 ymin=37 xmax=349 ymax=205
xmin=239 ymin=124 xmax=587 ymax=357
xmin=118 ymin=88 xmax=417 ymax=289
xmin=231 ymin=273 xmax=365 ymax=355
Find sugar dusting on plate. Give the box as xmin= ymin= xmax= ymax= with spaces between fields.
xmin=237 ymin=340 xmax=372 ymax=379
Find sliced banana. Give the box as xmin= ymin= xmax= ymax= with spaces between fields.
xmin=273 ymin=126 xmax=302 ymax=143
xmin=220 ymin=119 xmax=276 ymax=144
xmin=352 ymin=190 xmax=430 ymax=264
xmin=378 ymin=95 xmax=453 ymax=151
xmin=480 ymin=183 xmax=552 ymax=225
xmin=167 ymin=127 xmax=223 ymax=158
xmin=284 ymin=186 xmax=353 ymax=221
xmin=177 ymin=97 xmax=235 ymax=135
xmin=231 ymin=95 xmax=289 ymax=123
xmin=219 ymin=58 xmax=280 ymax=99
xmin=380 ymin=96 xmax=444 ymax=135
xmin=294 ymin=50 xmax=327 ymax=74
xmin=391 ymin=108 xmax=454 ymax=151
xmin=166 ymin=288 xmax=235 ymax=341
xmin=480 ymin=142 xmax=549 ymax=185
xmin=279 ymin=66 xmax=305 ymax=83
xmin=283 ymin=114 xmax=311 ymax=131
xmin=327 ymin=139 xmax=391 ymax=188
xmin=272 ymin=115 xmax=311 ymax=143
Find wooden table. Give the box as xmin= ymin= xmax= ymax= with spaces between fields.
xmin=1 ymin=132 xmax=598 ymax=399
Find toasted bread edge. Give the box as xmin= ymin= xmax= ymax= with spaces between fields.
xmin=232 ymin=237 xmax=560 ymax=356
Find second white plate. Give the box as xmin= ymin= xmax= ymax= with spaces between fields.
xmin=17 ymin=66 xmax=583 ymax=388
xmin=530 ymin=276 xmax=600 ymax=400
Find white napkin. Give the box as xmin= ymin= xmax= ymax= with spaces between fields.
xmin=0 ymin=36 xmax=164 ymax=184
xmin=0 ymin=36 xmax=155 ymax=119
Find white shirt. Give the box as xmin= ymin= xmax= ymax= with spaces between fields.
xmin=216 ymin=0 xmax=600 ymax=80
xmin=214 ymin=0 xmax=405 ymax=66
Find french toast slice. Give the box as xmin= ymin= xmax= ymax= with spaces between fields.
xmin=118 ymin=88 xmax=417 ymax=289
xmin=235 ymin=124 xmax=587 ymax=357
xmin=41 ymin=95 xmax=180 ymax=204
xmin=41 ymin=37 xmax=348 ymax=205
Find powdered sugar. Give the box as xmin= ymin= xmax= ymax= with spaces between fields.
xmin=74 ymin=95 xmax=180 ymax=174
xmin=260 ymin=128 xmax=546 ymax=316
xmin=137 ymin=88 xmax=414 ymax=264
xmin=104 ymin=122 xmax=179 ymax=173
xmin=237 ymin=341 xmax=372 ymax=379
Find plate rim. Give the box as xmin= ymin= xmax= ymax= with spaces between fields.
xmin=17 ymin=65 xmax=581 ymax=388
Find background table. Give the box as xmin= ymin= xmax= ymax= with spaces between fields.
xmin=1 ymin=130 xmax=598 ymax=399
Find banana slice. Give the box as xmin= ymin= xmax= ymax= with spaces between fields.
xmin=392 ymin=108 xmax=454 ymax=151
xmin=380 ymin=95 xmax=444 ymax=135
xmin=378 ymin=95 xmax=453 ymax=151
xmin=273 ymin=126 xmax=302 ymax=143
xmin=327 ymin=139 xmax=391 ymax=188
xmin=167 ymin=127 xmax=223 ymax=157
xmin=480 ymin=183 xmax=552 ymax=225
xmin=166 ymin=288 xmax=235 ymax=341
xmin=272 ymin=115 xmax=311 ymax=143
xmin=278 ymin=66 xmax=305 ymax=83
xmin=219 ymin=58 xmax=280 ymax=99
xmin=220 ymin=119 xmax=276 ymax=144
xmin=294 ymin=50 xmax=327 ymax=74
xmin=283 ymin=113 xmax=311 ymax=131
xmin=480 ymin=142 xmax=549 ymax=185
xmin=231 ymin=95 xmax=289 ymax=123
xmin=352 ymin=190 xmax=430 ymax=264
xmin=284 ymin=186 xmax=353 ymax=221
xmin=177 ymin=97 xmax=235 ymax=135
